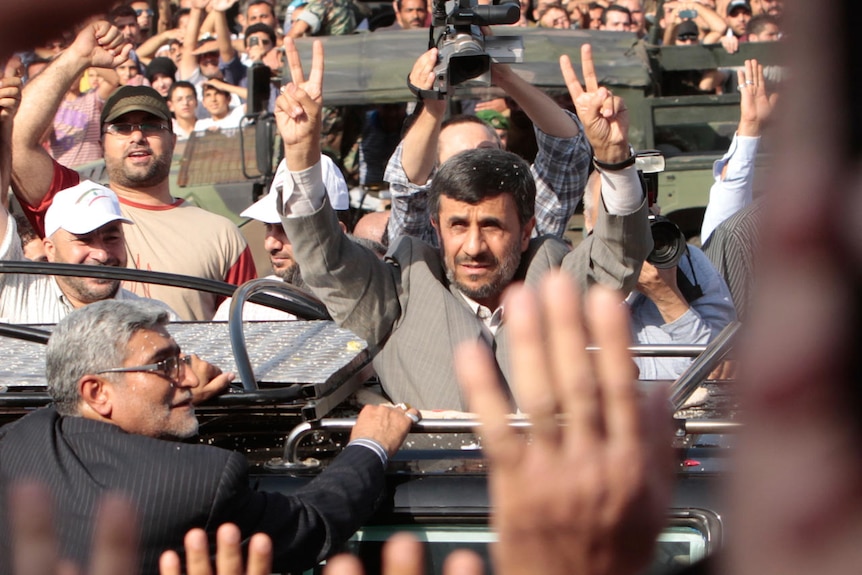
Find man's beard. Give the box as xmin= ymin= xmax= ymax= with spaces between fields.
xmin=275 ymin=261 xmax=306 ymax=290
xmin=105 ymin=147 xmax=173 ymax=189
xmin=55 ymin=275 xmax=122 ymax=304
xmin=163 ymin=411 xmax=199 ymax=440
xmin=444 ymin=240 xmax=522 ymax=303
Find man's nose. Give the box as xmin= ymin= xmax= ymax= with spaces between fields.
xmin=264 ymin=233 xmax=283 ymax=252
xmin=128 ymin=126 xmax=146 ymax=142
xmin=463 ymin=225 xmax=486 ymax=255
xmin=87 ymin=244 xmax=110 ymax=263
xmin=175 ymin=366 xmax=199 ymax=390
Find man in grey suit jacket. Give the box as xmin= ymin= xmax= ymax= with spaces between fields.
xmin=0 ymin=300 xmax=417 ymax=574
xmin=274 ymin=41 xmax=652 ymax=410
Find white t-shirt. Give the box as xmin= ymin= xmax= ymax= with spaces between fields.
xmin=193 ymin=105 xmax=247 ymax=132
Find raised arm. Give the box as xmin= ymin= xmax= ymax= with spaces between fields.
xmin=399 ymin=48 xmax=447 ymax=185
xmin=211 ymin=0 xmax=239 ymax=65
xmin=91 ymin=66 xmax=121 ymax=101
xmin=157 ymin=0 xmax=172 ymax=35
xmin=136 ymin=28 xmax=184 ymax=62
xmin=276 ymin=39 xmax=324 ymax=174
xmin=285 ymin=19 xmax=312 ymax=39
xmin=498 ymin=59 xmax=591 ymax=237
xmin=689 ymin=1 xmax=729 ymax=43
xmin=276 ymin=40 xmax=403 ymax=346
xmin=560 ymin=44 xmax=651 ymax=293
xmin=11 ymin=21 xmax=130 ymax=207
xmin=204 ymin=78 xmax=248 ymax=100
xmin=179 ymin=0 xmax=207 ymax=80
xmin=701 ymin=59 xmax=773 ymax=244
xmin=0 ymin=70 xmax=22 ymax=240
xmin=383 ymin=48 xmax=447 ymax=245
xmin=492 ymin=62 xmax=578 ymax=139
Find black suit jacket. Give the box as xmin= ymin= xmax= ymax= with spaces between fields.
xmin=0 ymin=407 xmax=385 ymax=574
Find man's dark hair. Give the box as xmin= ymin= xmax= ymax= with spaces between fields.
xmin=536 ymin=2 xmax=566 ymax=20
xmin=429 ymin=148 xmax=536 ymax=227
xmin=394 ymin=0 xmax=423 ymax=11
xmin=203 ymin=82 xmax=230 ymax=97
xmin=244 ymin=0 xmax=275 ymax=17
xmin=588 ymin=2 xmax=605 ymax=13
xmin=601 ymin=4 xmax=631 ymax=24
xmin=172 ymin=7 xmax=190 ymax=28
xmin=109 ymin=4 xmax=139 ymax=23
xmin=244 ymin=23 xmax=277 ymax=46
xmin=14 ymin=214 xmax=39 ymax=246
xmin=167 ymin=80 xmax=196 ymax=101
xmin=746 ymin=13 xmax=779 ymax=36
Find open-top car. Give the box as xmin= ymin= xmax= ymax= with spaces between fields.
xmin=0 ymin=260 xmax=738 ymax=574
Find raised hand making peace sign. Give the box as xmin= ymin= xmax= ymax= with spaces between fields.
xmin=560 ymin=44 xmax=631 ymax=165
xmin=275 ymin=39 xmax=325 ymax=172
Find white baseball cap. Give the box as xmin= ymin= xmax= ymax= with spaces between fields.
xmin=241 ymin=155 xmax=350 ymax=224
xmin=44 ymin=180 xmax=133 ymax=238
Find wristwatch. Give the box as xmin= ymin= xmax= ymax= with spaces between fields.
xmin=593 ymin=145 xmax=636 ymax=171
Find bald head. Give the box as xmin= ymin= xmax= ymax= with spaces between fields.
xmin=353 ymin=211 xmax=391 ymax=247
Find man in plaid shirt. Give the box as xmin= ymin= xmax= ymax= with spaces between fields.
xmin=385 ymin=48 xmax=591 ymax=246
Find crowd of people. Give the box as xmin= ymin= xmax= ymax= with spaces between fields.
xmin=4 ymin=0 xmax=847 ymax=574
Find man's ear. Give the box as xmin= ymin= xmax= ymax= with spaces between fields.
xmin=43 ymin=237 xmax=56 ymax=263
xmin=338 ymin=221 xmax=347 ymax=233
xmin=430 ymin=216 xmax=442 ymax=243
xmin=78 ymin=375 xmax=114 ymax=418
xmin=520 ymin=216 xmax=536 ymax=251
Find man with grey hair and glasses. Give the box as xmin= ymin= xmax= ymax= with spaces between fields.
xmin=0 ymin=300 xmax=418 ymax=574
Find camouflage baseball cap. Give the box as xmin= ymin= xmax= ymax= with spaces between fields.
xmin=476 ymin=109 xmax=510 ymax=131
xmin=100 ymin=85 xmax=172 ymax=127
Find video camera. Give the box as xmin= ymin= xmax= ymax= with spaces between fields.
xmin=426 ymin=0 xmax=524 ymax=96
xmin=635 ymin=151 xmax=688 ymax=270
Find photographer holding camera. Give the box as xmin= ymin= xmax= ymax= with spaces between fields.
xmin=583 ymin=170 xmax=736 ymax=380
xmin=385 ymin=13 xmax=593 ymax=244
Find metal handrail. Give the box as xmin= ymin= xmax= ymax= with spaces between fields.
xmin=282 ymin=417 xmax=741 ymax=463
xmin=0 ymin=261 xmax=325 ymax=319
xmin=0 ymin=323 xmax=50 ymax=344
xmin=228 ymin=278 xmax=331 ymax=391
xmin=590 ymin=344 xmax=708 ymax=357
xmin=670 ymin=322 xmax=741 ymax=411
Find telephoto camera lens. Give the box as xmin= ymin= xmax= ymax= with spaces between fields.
xmin=647 ymin=215 xmax=687 ymax=268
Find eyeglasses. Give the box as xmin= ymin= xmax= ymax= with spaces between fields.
xmin=677 ymin=34 xmax=699 ymax=41
xmin=135 ymin=8 xmax=155 ymax=17
xmin=96 ymin=354 xmax=192 ymax=383
xmin=103 ymin=122 xmax=171 ymax=136
xmin=247 ymin=36 xmax=273 ymax=48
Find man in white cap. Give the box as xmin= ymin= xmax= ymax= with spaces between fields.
xmin=10 ymin=20 xmax=256 ymax=321
xmin=213 ymin=156 xmax=349 ymax=321
xmin=0 ymin=180 xmax=176 ymax=323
